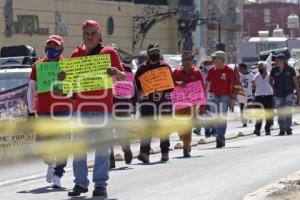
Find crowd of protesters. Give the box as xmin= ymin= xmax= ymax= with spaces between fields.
xmin=26 ymin=19 xmax=300 ymax=198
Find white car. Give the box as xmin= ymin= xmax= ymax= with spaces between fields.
xmin=131 ymin=54 xmax=182 ymax=74
xmin=0 ymin=56 xmax=33 ymax=121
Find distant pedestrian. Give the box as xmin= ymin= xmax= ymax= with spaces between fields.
xmin=205 ymin=51 xmax=234 ymax=148
xmin=238 ymin=63 xmax=254 ymax=127
xmin=252 ymin=61 xmax=273 ymax=136
xmin=269 ymin=53 xmax=300 ymax=135
xmin=173 ymin=51 xmax=205 ymax=157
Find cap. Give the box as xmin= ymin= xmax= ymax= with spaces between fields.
xmin=274 ymin=53 xmax=286 ymax=60
xmin=46 ymin=35 xmax=63 ymax=46
xmin=147 ymin=43 xmax=160 ymax=52
xmin=202 ymin=56 xmax=212 ymax=62
xmin=211 ymin=50 xmax=226 ymax=59
xmin=82 ymin=20 xmax=102 ymax=30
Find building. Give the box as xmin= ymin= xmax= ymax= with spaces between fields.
xmin=243 ymin=1 xmax=300 ymax=37
xmin=0 ymin=0 xmax=178 ymax=57
xmin=199 ymin=0 xmax=244 ymax=64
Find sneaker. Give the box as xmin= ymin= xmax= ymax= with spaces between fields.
xmin=68 ymin=185 xmax=88 ymax=197
xmin=93 ymin=187 xmax=107 ymax=197
xmin=161 ymin=153 xmax=169 ymax=162
xmin=265 ymin=130 xmax=271 ymax=136
xmin=243 ymin=123 xmax=247 ymax=127
xmin=124 ymin=150 xmax=133 ymax=164
xmin=110 ymin=153 xmax=115 ymax=169
xmin=52 ymin=175 xmax=61 ymax=188
xmin=253 ymin=130 xmax=261 ymax=136
xmin=46 ymin=164 xmax=54 ymax=183
xmin=278 ymin=131 xmax=285 ymax=136
xmin=137 ymin=153 xmax=149 ymax=163
xmin=183 ymin=148 xmax=191 ymax=158
xmin=286 ymin=130 xmax=293 ymax=135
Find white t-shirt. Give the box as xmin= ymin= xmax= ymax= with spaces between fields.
xmin=240 ymin=72 xmax=254 ymax=100
xmin=253 ymin=73 xmax=273 ymax=96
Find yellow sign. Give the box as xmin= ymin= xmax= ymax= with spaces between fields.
xmin=60 ymin=54 xmax=113 ymax=94
xmin=139 ymin=66 xmax=175 ymax=94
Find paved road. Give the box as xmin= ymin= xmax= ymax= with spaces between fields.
xmin=1 ymin=127 xmax=300 ymax=200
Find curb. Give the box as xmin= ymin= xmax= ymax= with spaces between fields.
xmin=243 ymin=170 xmax=300 ymax=200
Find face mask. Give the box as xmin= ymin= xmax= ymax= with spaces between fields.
xmin=45 ymin=48 xmax=62 ymax=59
xmin=149 ymin=54 xmax=160 ymax=62
xmin=259 ymin=69 xmax=264 ymax=74
xmin=204 ymin=64 xmax=212 ymax=71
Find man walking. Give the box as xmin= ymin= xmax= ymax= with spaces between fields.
xmin=134 ymin=43 xmax=174 ymax=163
xmin=66 ymin=20 xmax=125 ymax=198
xmin=252 ymin=61 xmax=273 ymax=136
xmin=27 ymin=35 xmax=71 ymax=188
xmin=205 ymin=51 xmax=234 ymax=148
xmin=269 ymin=53 xmax=300 ymax=135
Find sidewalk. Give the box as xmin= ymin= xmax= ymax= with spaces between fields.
xmin=243 ymin=169 xmax=300 ymax=200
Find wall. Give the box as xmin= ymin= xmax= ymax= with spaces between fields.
xmin=0 ymin=0 xmax=178 ymax=57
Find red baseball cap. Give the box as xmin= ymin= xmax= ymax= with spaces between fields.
xmin=82 ymin=20 xmax=102 ymax=30
xmin=46 ymin=35 xmax=64 ymax=46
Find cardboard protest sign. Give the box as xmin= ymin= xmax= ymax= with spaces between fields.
xmin=113 ymin=72 xmax=134 ymax=98
xmin=139 ymin=66 xmax=174 ymax=94
xmin=36 ymin=62 xmax=61 ymax=93
xmin=60 ymin=54 xmax=112 ymax=94
xmin=171 ymin=80 xmax=206 ymax=110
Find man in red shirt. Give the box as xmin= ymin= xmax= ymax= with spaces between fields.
xmin=173 ymin=51 xmax=204 ymax=157
xmin=205 ymin=51 xmax=234 ymax=148
xmin=66 ymin=20 xmax=125 ymax=198
xmin=27 ymin=35 xmax=71 ymax=188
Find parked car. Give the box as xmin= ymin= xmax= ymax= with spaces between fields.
xmin=131 ymin=53 xmax=181 ymax=73
xmin=0 ymin=45 xmax=36 ymax=121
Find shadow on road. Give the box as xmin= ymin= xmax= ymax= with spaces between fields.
xmin=172 ymin=155 xmax=204 ymax=159
xmin=197 ymin=146 xmax=246 ymax=151
xmin=17 ymin=186 xmax=67 ymax=194
xmin=64 ymin=197 xmax=117 ymax=200
xmin=131 ymin=160 xmax=172 ymax=166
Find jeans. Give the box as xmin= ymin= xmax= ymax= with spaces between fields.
xmin=139 ymin=104 xmax=170 ymax=154
xmin=209 ymin=96 xmax=229 ymax=144
xmin=38 ymin=111 xmax=70 ymax=177
xmin=275 ymin=94 xmax=294 ymax=132
xmin=72 ymin=112 xmax=111 ymax=188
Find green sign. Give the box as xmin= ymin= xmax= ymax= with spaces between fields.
xmin=36 ymin=62 xmax=61 ymax=94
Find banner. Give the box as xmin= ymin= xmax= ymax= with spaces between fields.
xmin=171 ymin=80 xmax=206 ymax=110
xmin=36 ymin=61 xmax=61 ymax=93
xmin=139 ymin=66 xmax=174 ymax=94
xmin=60 ymin=54 xmax=113 ymax=94
xmin=0 ymin=84 xmax=28 ymax=120
xmin=0 ymin=84 xmax=35 ymax=149
xmin=113 ymin=72 xmax=134 ymax=98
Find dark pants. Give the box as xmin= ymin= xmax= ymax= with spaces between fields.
xmin=253 ymin=95 xmax=273 ymax=132
xmin=240 ymin=99 xmax=254 ymax=125
xmin=38 ymin=111 xmax=70 ymax=177
xmin=139 ymin=104 xmax=170 ymax=154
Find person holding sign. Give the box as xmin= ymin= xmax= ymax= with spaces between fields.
xmin=27 ymin=35 xmax=71 ymax=188
xmin=134 ymin=43 xmax=174 ymax=163
xmin=205 ymin=51 xmax=234 ymax=148
xmin=106 ymin=43 xmax=134 ymax=168
xmin=172 ymin=51 xmax=205 ymax=157
xmin=66 ymin=20 xmax=125 ymax=198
